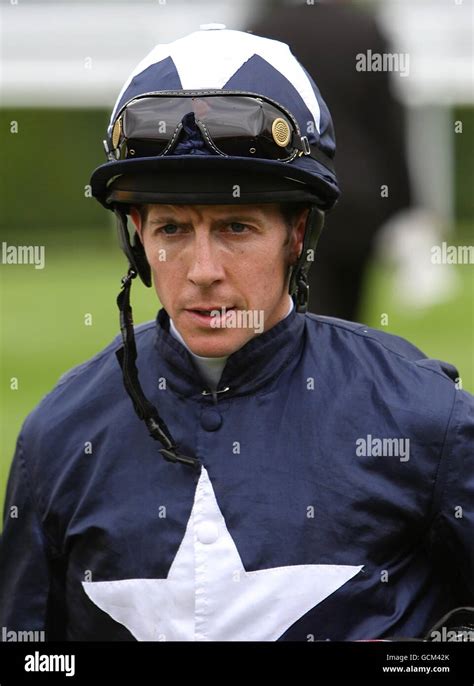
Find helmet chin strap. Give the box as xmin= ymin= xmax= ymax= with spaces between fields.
xmin=114 ymin=203 xmax=324 ymax=468
xmin=115 ymin=207 xmax=152 ymax=286
xmin=289 ymin=205 xmax=325 ymax=313
xmin=116 ymin=267 xmax=200 ymax=469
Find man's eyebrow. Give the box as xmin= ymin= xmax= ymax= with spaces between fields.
xmin=214 ymin=215 xmax=263 ymax=224
xmin=147 ymin=216 xmax=185 ymax=225
xmin=147 ymin=214 xmax=263 ymax=225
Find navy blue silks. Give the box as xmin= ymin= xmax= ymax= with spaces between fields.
xmin=0 ymin=310 xmax=472 ymax=640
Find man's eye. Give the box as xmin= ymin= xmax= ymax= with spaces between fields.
xmin=158 ymin=224 xmax=179 ymax=235
xmin=227 ymin=222 xmax=248 ymax=234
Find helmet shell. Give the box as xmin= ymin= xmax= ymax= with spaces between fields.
xmin=90 ymin=28 xmax=339 ymax=210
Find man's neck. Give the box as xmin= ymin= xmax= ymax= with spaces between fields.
xmin=169 ymin=296 xmax=294 ymax=393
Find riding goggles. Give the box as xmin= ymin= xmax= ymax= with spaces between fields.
xmin=105 ymin=90 xmax=316 ymax=164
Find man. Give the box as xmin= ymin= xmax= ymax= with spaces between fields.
xmin=0 ymin=28 xmax=472 ymax=642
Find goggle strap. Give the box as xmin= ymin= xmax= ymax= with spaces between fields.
xmin=295 ymin=134 xmax=335 ymax=174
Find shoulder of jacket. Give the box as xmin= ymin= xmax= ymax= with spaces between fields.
xmin=304 ymin=313 xmax=461 ymax=386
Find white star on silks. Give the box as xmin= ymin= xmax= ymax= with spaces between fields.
xmin=82 ymin=468 xmax=363 ymax=641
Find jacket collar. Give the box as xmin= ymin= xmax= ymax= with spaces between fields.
xmin=153 ymin=307 xmax=305 ymax=398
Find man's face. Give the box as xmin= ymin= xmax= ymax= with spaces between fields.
xmin=130 ymin=203 xmax=307 ymax=357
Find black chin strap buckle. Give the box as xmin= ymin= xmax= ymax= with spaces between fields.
xmin=295 ymin=272 xmax=309 ymax=313
xmin=116 ymin=267 xmax=199 ymax=470
xmin=121 ymin=268 xmax=137 ymax=289
xmin=159 ymin=447 xmax=201 ymax=468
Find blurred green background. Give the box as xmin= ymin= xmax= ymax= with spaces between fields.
xmin=1 ymin=107 xmax=473 ymax=518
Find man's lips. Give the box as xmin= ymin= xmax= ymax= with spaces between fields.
xmin=185 ymin=306 xmax=236 ymax=314
xmin=183 ymin=306 xmax=237 ymax=326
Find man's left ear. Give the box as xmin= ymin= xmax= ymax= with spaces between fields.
xmin=291 ymin=208 xmax=310 ymax=263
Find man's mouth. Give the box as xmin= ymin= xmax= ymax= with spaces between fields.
xmin=187 ymin=306 xmax=235 ymax=315
xmin=184 ymin=306 xmax=236 ymax=325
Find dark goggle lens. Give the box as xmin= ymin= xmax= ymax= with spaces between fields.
xmin=111 ymin=95 xmax=299 ymax=161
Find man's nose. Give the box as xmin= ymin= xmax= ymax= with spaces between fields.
xmin=186 ymin=233 xmax=225 ymax=287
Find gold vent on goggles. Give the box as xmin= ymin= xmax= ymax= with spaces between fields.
xmin=271 ymin=117 xmax=291 ymax=147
